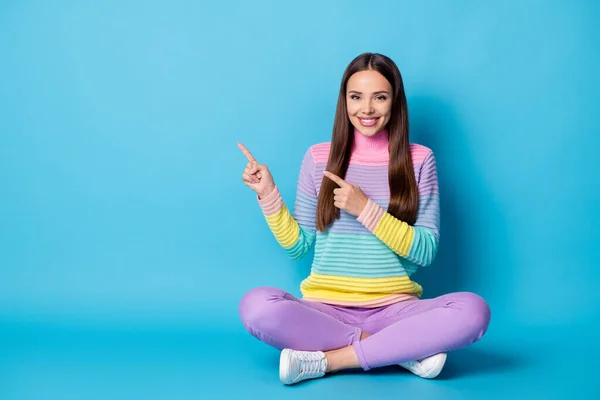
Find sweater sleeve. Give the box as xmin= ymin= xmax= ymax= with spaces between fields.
xmin=256 ymin=148 xmax=317 ymax=260
xmin=356 ymin=150 xmax=440 ymax=267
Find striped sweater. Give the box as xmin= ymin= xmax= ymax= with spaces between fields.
xmin=257 ymin=128 xmax=440 ymax=308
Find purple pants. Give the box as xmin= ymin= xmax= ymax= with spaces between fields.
xmin=239 ymin=286 xmax=491 ymax=371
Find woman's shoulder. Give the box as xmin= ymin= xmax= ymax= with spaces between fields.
xmin=410 ymin=142 xmax=434 ymax=164
xmin=304 ymin=141 xmax=331 ymax=165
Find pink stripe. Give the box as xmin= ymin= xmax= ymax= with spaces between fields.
xmin=303 ymin=293 xmax=419 ymax=307
xmin=357 ymin=198 xmax=386 ymax=231
xmin=312 ymin=142 xmax=331 ymax=164
xmin=349 ymin=153 xmax=389 ymax=166
xmin=410 ymin=144 xmax=431 ymax=164
xmin=257 ymin=185 xmax=283 ymax=216
xmin=312 ymin=142 xmax=431 ymax=165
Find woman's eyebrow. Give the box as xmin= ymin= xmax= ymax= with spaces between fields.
xmin=348 ymin=90 xmax=390 ymax=95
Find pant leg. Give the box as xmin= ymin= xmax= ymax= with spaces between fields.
xmin=239 ymin=286 xmax=362 ymax=351
xmin=353 ymin=292 xmax=491 ymax=371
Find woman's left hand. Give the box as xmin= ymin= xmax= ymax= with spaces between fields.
xmin=323 ymin=171 xmax=369 ymax=217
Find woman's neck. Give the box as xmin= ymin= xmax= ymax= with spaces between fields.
xmin=351 ymin=127 xmax=389 ymax=154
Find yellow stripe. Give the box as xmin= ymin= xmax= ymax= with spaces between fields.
xmin=300 ymin=272 xmax=422 ymax=301
xmin=264 ymin=205 xmax=299 ymax=249
xmin=301 ymin=287 xmax=422 ymax=302
xmin=373 ymin=213 xmax=414 ymax=256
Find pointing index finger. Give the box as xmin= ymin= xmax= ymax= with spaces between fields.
xmin=323 ymin=171 xmax=349 ymax=187
xmin=237 ymin=142 xmax=256 ymax=163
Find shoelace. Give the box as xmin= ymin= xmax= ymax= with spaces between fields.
xmin=297 ymin=352 xmax=325 ymax=376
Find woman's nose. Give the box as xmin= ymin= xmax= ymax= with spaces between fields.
xmin=362 ymin=100 xmax=374 ymax=113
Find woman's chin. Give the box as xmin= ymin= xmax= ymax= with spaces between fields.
xmin=354 ymin=125 xmax=383 ymax=136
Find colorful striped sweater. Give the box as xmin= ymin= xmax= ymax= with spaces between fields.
xmin=257 ymin=128 xmax=440 ymax=308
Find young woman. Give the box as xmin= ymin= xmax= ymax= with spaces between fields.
xmin=237 ymin=52 xmax=491 ymax=385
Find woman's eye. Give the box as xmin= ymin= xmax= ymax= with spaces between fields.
xmin=349 ymin=95 xmax=386 ymax=100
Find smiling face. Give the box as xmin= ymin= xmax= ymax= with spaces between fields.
xmin=346 ymin=69 xmax=393 ymax=136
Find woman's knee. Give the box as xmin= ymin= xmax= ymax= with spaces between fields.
xmin=238 ymin=286 xmax=286 ymax=328
xmin=458 ymin=292 xmax=491 ymax=338
xmin=442 ymin=292 xmax=491 ymax=336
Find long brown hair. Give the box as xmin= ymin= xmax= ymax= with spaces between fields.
xmin=316 ymin=52 xmax=419 ymax=232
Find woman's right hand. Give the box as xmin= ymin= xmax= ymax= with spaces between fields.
xmin=238 ymin=142 xmax=276 ymax=200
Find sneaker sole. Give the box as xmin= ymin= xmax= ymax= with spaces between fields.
xmin=279 ymin=349 xmax=294 ymax=385
xmin=420 ymin=353 xmax=447 ymax=379
xmin=399 ymin=353 xmax=447 ymax=379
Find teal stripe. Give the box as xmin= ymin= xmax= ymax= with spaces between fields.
xmin=406 ymin=227 xmax=439 ymax=267
xmin=312 ymin=232 xmax=414 ymax=278
xmin=285 ymin=227 xmax=316 ymax=260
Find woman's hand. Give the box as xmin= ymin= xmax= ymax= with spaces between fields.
xmin=323 ymin=171 xmax=369 ymax=217
xmin=238 ymin=142 xmax=276 ymax=199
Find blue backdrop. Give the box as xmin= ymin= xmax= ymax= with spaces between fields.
xmin=1 ymin=1 xmax=598 ymax=398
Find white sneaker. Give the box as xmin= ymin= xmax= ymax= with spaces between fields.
xmin=399 ymin=352 xmax=447 ymax=379
xmin=279 ymin=349 xmax=328 ymax=385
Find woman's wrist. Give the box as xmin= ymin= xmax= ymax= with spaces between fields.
xmin=258 ymin=185 xmax=276 ymax=200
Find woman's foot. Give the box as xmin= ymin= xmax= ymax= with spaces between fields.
xmin=399 ymin=352 xmax=447 ymax=379
xmin=279 ymin=349 xmax=328 ymax=385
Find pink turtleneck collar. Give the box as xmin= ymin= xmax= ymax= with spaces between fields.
xmin=351 ymin=127 xmax=389 ymax=155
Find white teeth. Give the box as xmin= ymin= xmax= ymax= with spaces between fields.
xmin=361 ymin=119 xmax=377 ymax=123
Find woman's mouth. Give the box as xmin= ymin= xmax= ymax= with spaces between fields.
xmin=358 ymin=117 xmax=380 ymax=127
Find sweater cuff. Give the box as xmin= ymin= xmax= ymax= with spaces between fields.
xmin=257 ymin=186 xmax=283 ymax=216
xmin=357 ymin=198 xmax=386 ymax=231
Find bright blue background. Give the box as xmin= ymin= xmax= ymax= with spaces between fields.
xmin=1 ymin=0 xmax=599 ymax=398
